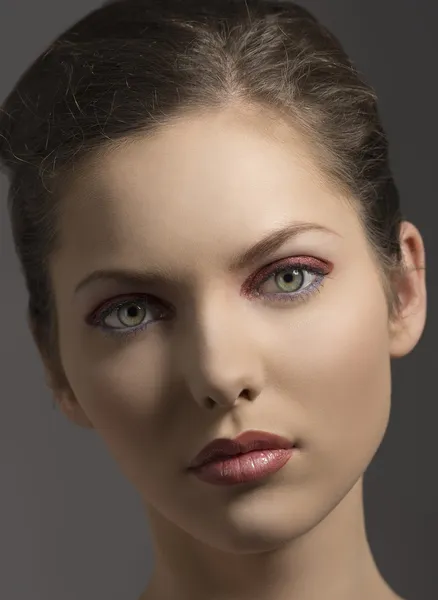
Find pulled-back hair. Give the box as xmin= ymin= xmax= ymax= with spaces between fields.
xmin=0 ymin=0 xmax=404 ymax=363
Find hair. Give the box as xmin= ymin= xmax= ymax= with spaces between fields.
xmin=0 ymin=0 xmax=406 ymax=370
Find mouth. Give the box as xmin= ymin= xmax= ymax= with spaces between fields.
xmin=188 ymin=430 xmax=297 ymax=470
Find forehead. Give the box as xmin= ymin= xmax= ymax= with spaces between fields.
xmin=55 ymin=107 xmax=362 ymax=271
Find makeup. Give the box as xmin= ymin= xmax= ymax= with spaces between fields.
xmin=188 ymin=430 xmax=296 ymax=485
xmin=85 ymin=256 xmax=332 ymax=339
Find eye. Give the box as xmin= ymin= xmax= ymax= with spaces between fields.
xmin=245 ymin=256 xmax=332 ymax=302
xmin=87 ymin=294 xmax=169 ymax=336
xmin=105 ymin=300 xmax=150 ymax=329
xmin=87 ymin=257 xmax=332 ymax=338
xmin=262 ymin=267 xmax=311 ymax=294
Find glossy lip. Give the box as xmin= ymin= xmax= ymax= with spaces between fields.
xmin=188 ymin=430 xmax=296 ymax=470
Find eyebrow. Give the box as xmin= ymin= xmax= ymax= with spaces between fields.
xmin=74 ymin=221 xmax=339 ymax=295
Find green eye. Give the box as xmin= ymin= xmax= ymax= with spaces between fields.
xmin=274 ymin=269 xmax=304 ymax=293
xmin=117 ymin=303 xmax=148 ymax=327
xmin=89 ymin=293 xmax=171 ymax=338
xmin=254 ymin=260 xmax=328 ymax=301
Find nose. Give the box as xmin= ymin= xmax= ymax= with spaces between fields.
xmin=176 ymin=293 xmax=265 ymax=410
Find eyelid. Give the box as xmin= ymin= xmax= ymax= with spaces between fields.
xmin=242 ymin=255 xmax=332 ymax=296
xmin=86 ymin=293 xmax=165 ymax=325
xmin=86 ymin=255 xmax=333 ymax=335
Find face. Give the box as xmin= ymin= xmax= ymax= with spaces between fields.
xmin=46 ymin=106 xmax=420 ymax=553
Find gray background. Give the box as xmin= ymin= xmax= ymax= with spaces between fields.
xmin=0 ymin=1 xmax=436 ymax=599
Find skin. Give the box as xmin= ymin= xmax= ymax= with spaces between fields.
xmin=36 ymin=105 xmax=426 ymax=600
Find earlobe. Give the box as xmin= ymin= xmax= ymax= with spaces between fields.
xmin=57 ymin=388 xmax=94 ymax=429
xmin=26 ymin=314 xmax=94 ymax=429
xmin=388 ymin=221 xmax=427 ymax=359
xmin=46 ymin=368 xmax=94 ymax=429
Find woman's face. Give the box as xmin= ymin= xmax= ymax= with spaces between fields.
xmin=47 ymin=106 xmax=420 ymax=552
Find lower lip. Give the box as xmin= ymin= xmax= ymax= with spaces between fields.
xmin=190 ymin=448 xmax=294 ymax=485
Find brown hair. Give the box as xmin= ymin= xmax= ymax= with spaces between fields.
xmin=0 ymin=0 xmax=405 ymax=365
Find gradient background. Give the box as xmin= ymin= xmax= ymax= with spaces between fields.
xmin=0 ymin=1 xmax=436 ymax=599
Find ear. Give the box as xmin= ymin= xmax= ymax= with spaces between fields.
xmin=27 ymin=314 xmax=94 ymax=429
xmin=389 ymin=221 xmax=427 ymax=358
xmin=50 ymin=379 xmax=95 ymax=430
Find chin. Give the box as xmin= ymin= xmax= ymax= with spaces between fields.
xmin=182 ymin=482 xmax=335 ymax=554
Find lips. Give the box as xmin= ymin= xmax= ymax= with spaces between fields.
xmin=188 ymin=430 xmax=296 ymax=470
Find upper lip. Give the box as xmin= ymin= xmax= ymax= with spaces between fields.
xmin=188 ymin=430 xmax=295 ymax=469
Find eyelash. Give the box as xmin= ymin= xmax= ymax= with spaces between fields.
xmin=87 ymin=257 xmax=332 ymax=340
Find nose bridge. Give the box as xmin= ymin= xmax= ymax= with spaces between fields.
xmin=178 ymin=287 xmax=263 ymax=408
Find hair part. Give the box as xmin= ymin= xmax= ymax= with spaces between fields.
xmin=0 ymin=0 xmax=406 ymax=368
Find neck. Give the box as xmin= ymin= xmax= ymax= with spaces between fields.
xmin=140 ymin=478 xmax=402 ymax=600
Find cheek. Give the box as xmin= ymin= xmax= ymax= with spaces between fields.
xmin=268 ymin=274 xmax=392 ymax=458
xmin=59 ymin=331 xmax=185 ymax=483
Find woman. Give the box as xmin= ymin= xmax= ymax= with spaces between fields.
xmin=0 ymin=1 xmax=427 ymax=599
